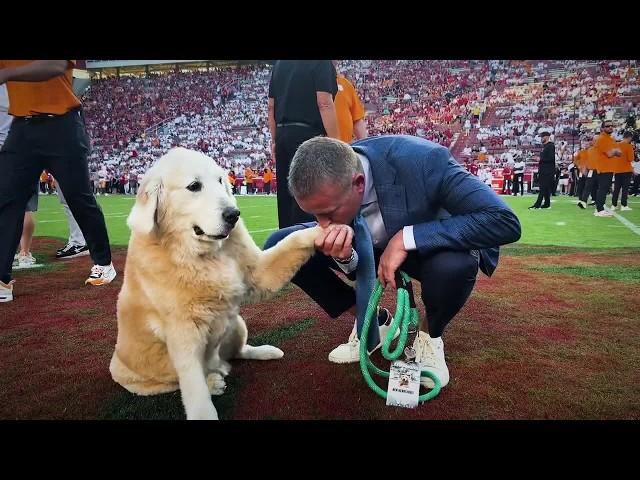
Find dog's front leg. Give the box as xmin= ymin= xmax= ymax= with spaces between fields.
xmin=166 ymin=327 xmax=217 ymax=420
xmin=250 ymin=226 xmax=321 ymax=295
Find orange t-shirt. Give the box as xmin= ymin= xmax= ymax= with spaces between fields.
xmin=263 ymin=170 xmax=273 ymax=183
xmin=593 ymin=132 xmax=617 ymax=173
xmin=244 ymin=168 xmax=254 ymax=184
xmin=574 ymin=149 xmax=588 ymax=170
xmin=586 ymin=147 xmax=599 ymax=170
xmin=611 ymin=142 xmax=634 ymax=173
xmin=335 ymin=74 xmax=365 ymax=144
xmin=0 ymin=60 xmax=81 ymax=117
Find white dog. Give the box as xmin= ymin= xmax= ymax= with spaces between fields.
xmin=110 ymin=148 xmax=322 ymax=420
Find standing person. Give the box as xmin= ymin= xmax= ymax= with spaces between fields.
xmin=529 ymin=130 xmax=555 ymax=209
xmin=268 ymin=60 xmax=339 ymax=228
xmin=512 ymin=155 xmax=525 ymax=196
xmin=593 ymin=120 xmax=621 ymax=217
xmin=263 ymin=167 xmax=273 ymax=195
xmin=610 ymin=131 xmax=635 ymax=211
xmin=577 ymin=137 xmax=600 ymax=209
xmin=333 ymin=61 xmax=367 ymax=144
xmin=0 ymin=60 xmax=116 ymax=304
xmin=631 ymin=151 xmax=640 ymax=197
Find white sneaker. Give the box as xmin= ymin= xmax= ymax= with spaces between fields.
xmin=17 ymin=252 xmax=37 ymax=268
xmin=328 ymin=308 xmax=399 ymax=364
xmin=85 ymin=262 xmax=117 ymax=286
xmin=413 ymin=331 xmax=450 ymax=388
xmin=610 ymin=205 xmax=619 ymax=211
xmin=0 ymin=279 xmax=15 ymax=302
xmin=620 ymin=206 xmax=632 ymax=211
xmin=594 ymin=210 xmax=613 ymax=217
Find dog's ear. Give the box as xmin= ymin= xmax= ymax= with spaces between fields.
xmin=127 ymin=171 xmax=162 ymax=236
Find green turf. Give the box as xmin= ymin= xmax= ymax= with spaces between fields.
xmin=34 ymin=194 xmax=280 ymax=248
xmin=34 ymin=192 xmax=640 ymax=250
xmin=529 ymin=265 xmax=640 ymax=283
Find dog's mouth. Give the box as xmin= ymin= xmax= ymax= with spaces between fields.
xmin=193 ymin=225 xmax=229 ymax=240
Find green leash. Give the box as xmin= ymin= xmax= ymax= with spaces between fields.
xmin=359 ymin=271 xmax=441 ymax=403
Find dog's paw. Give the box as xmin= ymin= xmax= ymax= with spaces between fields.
xmin=187 ymin=401 xmax=219 ymax=420
xmin=243 ymin=344 xmax=284 ymax=360
xmin=206 ymin=372 xmax=227 ymax=396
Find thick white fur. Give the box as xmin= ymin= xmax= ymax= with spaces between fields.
xmin=110 ymin=148 xmax=320 ymax=420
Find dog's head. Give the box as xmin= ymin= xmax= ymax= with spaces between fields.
xmin=127 ymin=147 xmax=240 ymax=251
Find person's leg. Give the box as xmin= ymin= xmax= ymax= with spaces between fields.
xmin=275 ymin=126 xmax=317 ymax=228
xmin=41 ymin=111 xmax=113 ymax=275
xmin=595 ymin=172 xmax=613 ymax=212
xmin=631 ymin=175 xmax=640 ymax=195
xmin=57 ymin=185 xmax=87 ymax=247
xmin=589 ymin=170 xmax=599 ymax=203
xmin=530 ymin=183 xmax=544 ymax=208
xmin=612 ymin=173 xmax=623 ymax=207
xmin=542 ymin=176 xmax=552 ymax=208
xmin=620 ymin=172 xmax=632 ymax=207
xmin=0 ymin=121 xmax=43 ymax=285
xmin=576 ymin=174 xmax=586 ymax=200
xmin=401 ymin=249 xmax=479 ymax=388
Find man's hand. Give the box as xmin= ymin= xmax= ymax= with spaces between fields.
xmin=378 ymin=230 xmax=408 ymax=289
xmin=315 ymin=224 xmax=354 ymax=260
xmin=270 ymin=142 xmax=276 ymax=162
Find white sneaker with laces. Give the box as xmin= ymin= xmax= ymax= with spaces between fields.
xmin=85 ymin=262 xmax=117 ymax=286
xmin=413 ymin=331 xmax=450 ymax=388
xmin=594 ymin=210 xmax=613 ymax=217
xmin=17 ymin=253 xmax=37 ymax=268
xmin=620 ymin=206 xmax=632 ymax=211
xmin=0 ymin=279 xmax=15 ymax=302
xmin=328 ymin=308 xmax=399 ymax=364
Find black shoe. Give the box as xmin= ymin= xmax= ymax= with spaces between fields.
xmin=528 ymin=205 xmax=540 ymax=210
xmin=589 ymin=201 xmax=596 ymax=206
xmin=577 ymin=201 xmax=586 ymax=209
xmin=540 ymin=205 xmax=550 ymax=209
xmin=56 ymin=243 xmax=90 ymax=259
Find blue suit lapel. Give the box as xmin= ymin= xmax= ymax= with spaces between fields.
xmin=353 ymin=144 xmax=409 ymax=238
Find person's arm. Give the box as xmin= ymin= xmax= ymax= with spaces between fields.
xmin=378 ymin=148 xmax=521 ymax=289
xmin=316 ymin=91 xmax=339 ymax=139
xmin=0 ymin=60 xmax=69 ymax=84
xmin=353 ymin=118 xmax=368 ymax=140
xmin=267 ymin=97 xmax=276 ymax=160
xmin=409 ymin=148 xmax=522 ymax=253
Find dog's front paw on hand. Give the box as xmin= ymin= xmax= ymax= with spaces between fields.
xmin=206 ymin=372 xmax=227 ymax=396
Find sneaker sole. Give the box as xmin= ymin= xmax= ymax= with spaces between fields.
xmin=85 ymin=271 xmax=117 ymax=286
xmin=0 ymin=295 xmax=13 ymax=302
xmin=57 ymin=250 xmax=90 ymax=260
xmin=13 ymin=263 xmax=45 ymax=270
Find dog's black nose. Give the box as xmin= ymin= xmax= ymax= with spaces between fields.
xmin=222 ymin=207 xmax=240 ymax=225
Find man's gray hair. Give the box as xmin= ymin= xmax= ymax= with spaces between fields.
xmin=288 ymin=136 xmax=363 ymax=199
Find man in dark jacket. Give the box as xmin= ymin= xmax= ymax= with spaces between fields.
xmin=529 ymin=130 xmax=556 ymax=209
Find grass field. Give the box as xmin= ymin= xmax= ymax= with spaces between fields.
xmin=1 ymin=192 xmax=638 ymax=420
xmin=32 ymin=192 xmax=640 ymax=249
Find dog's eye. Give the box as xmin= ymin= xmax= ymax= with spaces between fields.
xmin=186 ymin=181 xmax=202 ymax=192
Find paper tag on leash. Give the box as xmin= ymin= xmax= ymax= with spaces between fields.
xmin=587 ymin=170 xmax=593 ymax=178
xmin=386 ymin=360 xmax=420 ymax=409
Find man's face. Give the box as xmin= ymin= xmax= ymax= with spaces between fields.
xmin=603 ymin=122 xmax=614 ymax=134
xmin=296 ymin=175 xmax=365 ymax=228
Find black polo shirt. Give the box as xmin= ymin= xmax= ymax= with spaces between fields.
xmin=268 ymin=60 xmax=337 ymax=134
